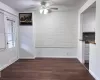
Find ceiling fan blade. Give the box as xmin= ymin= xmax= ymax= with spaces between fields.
xmin=50 ymin=8 xmax=58 ymax=10
xmin=25 ymin=6 xmax=40 ymax=11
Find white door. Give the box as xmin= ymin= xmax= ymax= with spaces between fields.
xmin=5 ymin=17 xmax=18 ymax=59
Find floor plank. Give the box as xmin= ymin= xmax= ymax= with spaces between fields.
xmin=1 ymin=58 xmax=95 ymax=80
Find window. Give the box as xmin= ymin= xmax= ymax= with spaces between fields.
xmin=6 ymin=19 xmax=16 ymax=48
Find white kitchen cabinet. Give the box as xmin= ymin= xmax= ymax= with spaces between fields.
xmin=84 ymin=44 xmax=89 ymax=61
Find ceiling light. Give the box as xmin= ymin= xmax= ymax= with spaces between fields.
xmin=44 ymin=9 xmax=48 ymax=14
xmin=40 ymin=9 xmax=43 ymax=14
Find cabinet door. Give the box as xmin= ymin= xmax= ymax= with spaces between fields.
xmin=85 ymin=47 xmax=89 ymax=55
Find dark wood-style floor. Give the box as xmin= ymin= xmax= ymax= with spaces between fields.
xmin=1 ymin=58 xmax=95 ymax=80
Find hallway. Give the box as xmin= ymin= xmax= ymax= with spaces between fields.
xmin=1 ymin=58 xmax=94 ymax=80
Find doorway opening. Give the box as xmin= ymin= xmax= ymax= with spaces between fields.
xmin=81 ymin=2 xmax=96 ymax=70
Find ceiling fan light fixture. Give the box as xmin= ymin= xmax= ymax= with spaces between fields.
xmin=44 ymin=9 xmax=48 ymax=14
xmin=39 ymin=8 xmax=48 ymax=14
xmin=39 ymin=9 xmax=43 ymax=14
xmin=45 ymin=3 xmax=50 ymax=7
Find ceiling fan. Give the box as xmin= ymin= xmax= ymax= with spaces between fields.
xmin=31 ymin=0 xmax=58 ymax=14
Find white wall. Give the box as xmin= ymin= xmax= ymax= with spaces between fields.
xmin=0 ymin=1 xmax=18 ymax=71
xmin=34 ymin=11 xmax=78 ymax=58
xmin=34 ymin=11 xmax=78 ymax=48
xmin=19 ymin=12 xmax=36 ymax=59
xmin=82 ymin=7 xmax=96 ymax=32
xmin=89 ymin=44 xmax=97 ymax=79
xmin=19 ymin=11 xmax=78 ymax=58
xmin=36 ymin=48 xmax=77 ymax=58
xmin=95 ymin=0 xmax=100 ymax=79
xmin=0 ymin=12 xmax=5 ymax=49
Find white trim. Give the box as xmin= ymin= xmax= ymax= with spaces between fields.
xmin=36 ymin=56 xmax=77 ymax=58
xmin=0 ymin=1 xmax=18 ymax=16
xmin=77 ymin=0 xmax=96 ymax=64
xmin=19 ymin=56 xmax=77 ymax=59
xmin=19 ymin=57 xmax=36 ymax=59
xmin=0 ymin=57 xmax=18 ymax=71
xmin=79 ymin=0 xmax=96 ymax=14
xmin=89 ymin=70 xmax=100 ymax=80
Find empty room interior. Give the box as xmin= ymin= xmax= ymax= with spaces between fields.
xmin=0 ymin=0 xmax=100 ymax=80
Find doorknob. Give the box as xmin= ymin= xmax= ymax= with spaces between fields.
xmin=7 ymin=42 xmax=9 ymax=44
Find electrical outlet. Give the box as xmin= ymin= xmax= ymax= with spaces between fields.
xmin=66 ymin=53 xmax=69 ymax=55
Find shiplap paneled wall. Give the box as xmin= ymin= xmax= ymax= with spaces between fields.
xmin=34 ymin=11 xmax=78 ymax=48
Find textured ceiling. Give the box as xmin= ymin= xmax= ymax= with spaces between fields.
xmin=0 ymin=0 xmax=87 ymax=11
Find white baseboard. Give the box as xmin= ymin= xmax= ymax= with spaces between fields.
xmin=89 ymin=70 xmax=100 ymax=80
xmin=0 ymin=57 xmax=18 ymax=71
xmin=19 ymin=57 xmax=36 ymax=59
xmin=36 ymin=48 xmax=77 ymax=59
xmin=36 ymin=56 xmax=77 ymax=58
